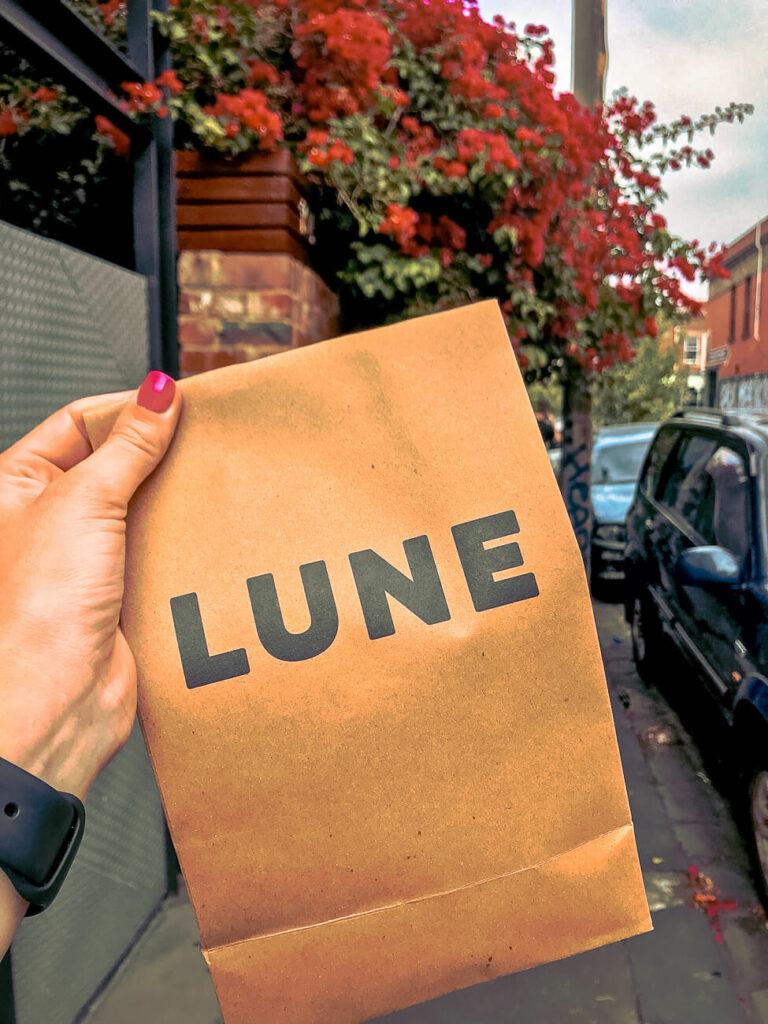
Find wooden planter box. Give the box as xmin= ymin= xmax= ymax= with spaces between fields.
xmin=175 ymin=149 xmax=309 ymax=261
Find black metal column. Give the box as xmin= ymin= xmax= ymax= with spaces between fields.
xmin=127 ymin=0 xmax=178 ymax=377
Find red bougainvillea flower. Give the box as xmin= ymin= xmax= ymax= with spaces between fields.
xmin=378 ymin=203 xmax=419 ymax=246
xmin=155 ymin=69 xmax=184 ymax=95
xmin=94 ymin=114 xmax=131 ymax=158
xmin=305 ymin=129 xmax=329 ymax=146
xmin=98 ymin=0 xmax=123 ymax=25
xmin=29 ymin=86 xmax=59 ymax=103
xmin=294 ymin=3 xmax=392 ymax=121
xmin=202 ymin=89 xmax=283 ymax=149
xmin=120 ymin=81 xmax=164 ymax=112
xmin=74 ymin=0 xmax=740 ymax=379
xmin=246 ymin=61 xmax=280 ymax=86
xmin=0 ymin=108 xmax=19 ymax=135
xmin=327 ymin=139 xmax=354 ymax=164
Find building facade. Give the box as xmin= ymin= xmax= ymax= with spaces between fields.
xmin=656 ymin=315 xmax=709 ymax=406
xmin=705 ymin=215 xmax=768 ymax=411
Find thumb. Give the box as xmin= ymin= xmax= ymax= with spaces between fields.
xmin=82 ymin=371 xmax=182 ymax=508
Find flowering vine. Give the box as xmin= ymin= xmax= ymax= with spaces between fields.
xmin=0 ymin=0 xmax=753 ymax=379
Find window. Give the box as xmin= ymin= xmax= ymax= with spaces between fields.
xmin=657 ymin=433 xmax=719 ymax=535
xmin=683 ymin=335 xmax=700 ymax=365
xmin=643 ymin=428 xmax=681 ymax=499
xmin=743 ymin=276 xmax=753 ymax=339
xmin=655 ymin=434 xmax=752 ymax=559
xmin=728 ymin=287 xmax=737 ymax=343
xmin=705 ymin=446 xmax=750 ymax=564
xmin=591 ymin=439 xmax=653 ymax=485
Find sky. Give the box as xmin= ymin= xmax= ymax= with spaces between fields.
xmin=477 ymin=0 xmax=767 ymax=298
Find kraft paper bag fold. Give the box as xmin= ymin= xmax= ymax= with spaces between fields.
xmin=84 ymin=300 xmax=650 ymax=1023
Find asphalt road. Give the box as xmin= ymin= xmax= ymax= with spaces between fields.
xmin=86 ymin=599 xmax=768 ymax=1024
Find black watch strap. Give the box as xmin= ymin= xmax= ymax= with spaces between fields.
xmin=0 ymin=757 xmax=85 ymax=916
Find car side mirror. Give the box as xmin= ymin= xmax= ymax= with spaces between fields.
xmin=675 ymin=546 xmax=741 ymax=588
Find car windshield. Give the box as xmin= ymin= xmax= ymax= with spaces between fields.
xmin=591 ymin=439 xmax=651 ymax=485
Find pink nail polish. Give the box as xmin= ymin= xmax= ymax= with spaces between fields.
xmin=137 ymin=371 xmax=175 ymax=413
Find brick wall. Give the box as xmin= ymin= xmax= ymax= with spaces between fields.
xmin=706 ymin=215 xmax=768 ymax=380
xmin=177 ymin=251 xmax=339 ymax=377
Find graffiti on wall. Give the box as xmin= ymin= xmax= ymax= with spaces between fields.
xmin=561 ymin=441 xmax=591 ymax=556
xmin=720 ymin=374 xmax=768 ymax=413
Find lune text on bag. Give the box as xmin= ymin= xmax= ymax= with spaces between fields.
xmin=170 ymin=509 xmax=539 ymax=688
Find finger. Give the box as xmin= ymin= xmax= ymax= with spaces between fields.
xmin=0 ymin=391 xmax=134 ymax=475
xmin=0 ymin=391 xmax=134 ymax=515
xmin=75 ymin=372 xmax=182 ymax=510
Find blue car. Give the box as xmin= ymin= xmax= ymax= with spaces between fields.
xmin=590 ymin=423 xmax=657 ymax=590
xmin=624 ymin=407 xmax=768 ymax=906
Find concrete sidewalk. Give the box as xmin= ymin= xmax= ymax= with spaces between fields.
xmin=83 ymin=601 xmax=768 ymax=1024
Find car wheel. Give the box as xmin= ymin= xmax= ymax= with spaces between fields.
xmin=748 ymin=767 xmax=768 ymax=910
xmin=630 ymin=592 xmax=661 ymax=685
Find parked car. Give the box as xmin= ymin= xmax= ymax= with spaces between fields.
xmin=547 ymin=443 xmax=562 ymax=480
xmin=590 ymin=423 xmax=657 ymax=591
xmin=624 ymin=407 xmax=768 ymax=905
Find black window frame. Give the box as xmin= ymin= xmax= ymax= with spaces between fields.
xmin=728 ymin=286 xmax=737 ymax=344
xmin=0 ymin=0 xmax=178 ymax=376
xmin=743 ymin=275 xmax=754 ymax=340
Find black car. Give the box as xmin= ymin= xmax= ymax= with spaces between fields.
xmin=624 ymin=407 xmax=768 ymax=904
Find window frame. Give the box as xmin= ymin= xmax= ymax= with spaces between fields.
xmin=655 ymin=431 xmax=719 ymax=531
xmin=743 ymin=275 xmax=753 ymax=340
xmin=652 ymin=427 xmax=756 ymax=577
xmin=638 ymin=426 xmax=682 ymax=501
xmin=728 ymin=286 xmax=737 ymax=344
xmin=683 ymin=335 xmax=700 ymax=366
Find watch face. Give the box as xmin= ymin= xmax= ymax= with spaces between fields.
xmin=0 ymin=758 xmax=85 ymax=913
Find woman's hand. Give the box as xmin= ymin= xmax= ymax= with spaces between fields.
xmin=0 ymin=372 xmax=182 ymax=800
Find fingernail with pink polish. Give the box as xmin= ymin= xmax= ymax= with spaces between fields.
xmin=137 ymin=371 xmax=175 ymax=413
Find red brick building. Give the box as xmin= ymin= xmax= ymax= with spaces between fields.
xmin=704 ymin=215 xmax=768 ymax=410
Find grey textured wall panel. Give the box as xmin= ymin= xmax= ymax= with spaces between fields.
xmin=0 ymin=220 xmax=149 ymax=449
xmin=0 ymin=219 xmax=169 ymax=1023
xmin=11 ymin=726 xmax=168 ymax=1024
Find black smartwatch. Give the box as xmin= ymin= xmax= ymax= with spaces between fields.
xmin=0 ymin=757 xmax=85 ymax=916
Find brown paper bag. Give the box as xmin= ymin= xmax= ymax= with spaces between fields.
xmin=85 ymin=300 xmax=650 ymax=1023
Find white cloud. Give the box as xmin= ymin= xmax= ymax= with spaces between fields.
xmin=477 ymin=0 xmax=767 ymax=248
xmin=605 ymin=0 xmax=766 ymax=246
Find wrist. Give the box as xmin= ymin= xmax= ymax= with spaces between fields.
xmin=0 ymin=864 xmax=29 ymax=959
xmin=0 ymin=626 xmax=134 ymax=801
xmin=0 ymin=654 xmax=105 ymax=799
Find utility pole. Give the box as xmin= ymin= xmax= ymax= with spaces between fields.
xmin=560 ymin=0 xmax=607 ymax=582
